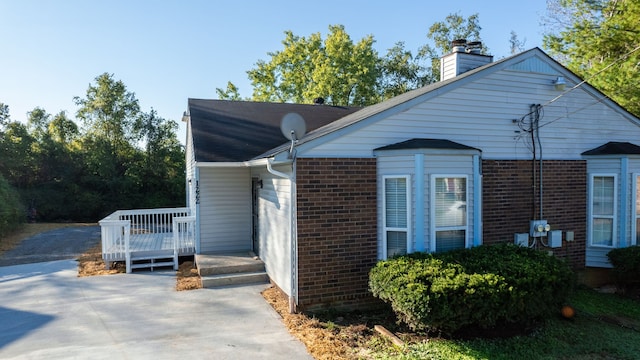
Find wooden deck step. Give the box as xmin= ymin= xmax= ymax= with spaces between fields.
xmin=200 ymin=272 xmax=269 ymax=288
xmin=130 ymin=257 xmax=175 ymax=271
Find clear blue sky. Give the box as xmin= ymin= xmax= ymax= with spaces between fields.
xmin=0 ymin=0 xmax=549 ymax=142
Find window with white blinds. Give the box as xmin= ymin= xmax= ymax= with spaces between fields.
xmin=590 ymin=175 xmax=616 ymax=247
xmin=432 ymin=176 xmax=467 ymax=252
xmin=383 ymin=176 xmax=410 ymax=257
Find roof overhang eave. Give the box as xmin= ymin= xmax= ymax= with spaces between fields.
xmin=195 ymin=157 xmax=291 ymax=168
xmin=195 ymin=160 xmax=260 ymax=168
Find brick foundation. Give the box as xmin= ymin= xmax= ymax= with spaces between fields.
xmin=296 ymin=158 xmax=378 ymax=310
xmin=482 ymin=160 xmax=586 ymax=268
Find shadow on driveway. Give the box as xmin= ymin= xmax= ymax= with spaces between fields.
xmin=0 ymin=306 xmax=55 ymax=348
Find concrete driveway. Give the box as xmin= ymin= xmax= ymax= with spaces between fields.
xmin=0 ymin=260 xmax=312 ymax=359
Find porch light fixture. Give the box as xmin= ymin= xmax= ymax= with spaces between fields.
xmin=553 ymin=76 xmax=566 ymax=91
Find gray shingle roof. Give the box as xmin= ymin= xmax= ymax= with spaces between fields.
xmin=188 ymin=99 xmax=361 ymax=162
xmin=582 ymin=141 xmax=640 ymax=156
xmin=375 ymin=138 xmax=481 ymax=151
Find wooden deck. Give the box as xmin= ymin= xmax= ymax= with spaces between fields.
xmin=103 ymin=232 xmax=196 ymax=272
xmin=99 ymin=208 xmax=196 ymax=273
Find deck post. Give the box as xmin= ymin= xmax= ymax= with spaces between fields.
xmin=172 ymin=220 xmax=179 ymax=271
xmin=124 ymin=221 xmax=131 ymax=273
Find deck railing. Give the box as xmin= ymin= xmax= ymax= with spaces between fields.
xmin=99 ymin=207 xmax=195 ymax=273
xmin=173 ymin=215 xmax=197 ymax=255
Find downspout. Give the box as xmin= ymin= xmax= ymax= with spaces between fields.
xmin=414 ymin=154 xmax=425 ymax=252
xmin=266 ymin=157 xmax=298 ymax=313
xmin=620 ymin=157 xmax=628 ymax=248
xmin=473 ymin=154 xmax=482 ymax=247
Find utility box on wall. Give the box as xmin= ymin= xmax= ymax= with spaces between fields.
xmin=548 ymin=230 xmax=562 ymax=248
xmin=530 ymin=220 xmax=550 ymax=237
xmin=514 ymin=233 xmax=529 ymax=247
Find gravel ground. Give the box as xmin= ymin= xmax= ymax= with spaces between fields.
xmin=0 ymin=226 xmax=100 ymax=266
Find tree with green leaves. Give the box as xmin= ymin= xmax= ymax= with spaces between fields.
xmin=73 ymin=73 xmax=143 ymax=213
xmin=215 ymin=81 xmax=243 ymax=101
xmin=131 ymin=109 xmax=185 ymax=207
xmin=379 ymin=41 xmax=434 ymax=99
xmin=0 ymin=102 xmax=9 ymax=128
xmin=48 ymin=111 xmax=79 ymax=146
xmin=0 ymin=173 xmax=23 ymax=237
xmin=0 ymin=103 xmax=25 ymax=232
xmin=74 ymin=73 xmax=141 ymax=154
xmin=217 ymin=14 xmax=486 ymax=105
xmin=0 ymin=121 xmax=36 ymax=188
xmin=1 ymin=75 xmax=185 ymax=221
xmin=421 ymin=12 xmax=487 ymax=81
xmin=427 ymin=12 xmax=484 ymax=54
xmin=26 ymin=107 xmax=50 ymax=141
xmin=245 ymin=25 xmax=381 ymax=106
xmin=544 ymin=0 xmax=640 ymax=117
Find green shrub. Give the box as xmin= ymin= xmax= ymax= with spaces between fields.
xmin=369 ymin=244 xmax=574 ymax=335
xmin=607 ymin=246 xmax=640 ymax=288
xmin=0 ymin=174 xmax=24 ymax=237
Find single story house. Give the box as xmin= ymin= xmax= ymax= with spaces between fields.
xmin=183 ymin=43 xmax=640 ymax=311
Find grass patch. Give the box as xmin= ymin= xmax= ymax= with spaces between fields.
xmin=264 ymin=286 xmax=640 ymax=359
xmin=369 ymin=287 xmax=640 ymax=360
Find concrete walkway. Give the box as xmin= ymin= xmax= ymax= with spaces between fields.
xmin=0 ymin=260 xmax=312 ymax=359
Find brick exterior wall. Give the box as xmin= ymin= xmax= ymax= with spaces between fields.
xmin=482 ymin=160 xmax=587 ymax=268
xmin=294 ymin=158 xmax=587 ymax=311
xmin=296 ymin=158 xmax=378 ymax=311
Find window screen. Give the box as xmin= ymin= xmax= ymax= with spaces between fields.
xmin=591 ymin=175 xmax=615 ymax=247
xmin=384 ymin=177 xmax=409 ymax=257
xmin=433 ymin=176 xmax=467 ymax=252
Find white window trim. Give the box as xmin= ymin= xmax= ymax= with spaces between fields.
xmin=588 ymin=173 xmax=617 ymax=248
xmin=430 ymin=174 xmax=470 ymax=252
xmin=382 ymin=175 xmax=412 ymax=259
xmin=633 ymin=173 xmax=640 ymax=246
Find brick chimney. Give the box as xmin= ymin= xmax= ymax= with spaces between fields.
xmin=440 ymin=39 xmax=493 ymax=81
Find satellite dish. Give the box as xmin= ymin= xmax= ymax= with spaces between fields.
xmin=280 ymin=113 xmax=306 ymax=141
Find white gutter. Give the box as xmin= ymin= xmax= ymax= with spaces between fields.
xmin=266 ymin=157 xmax=298 ymax=313
xmin=195 ymin=158 xmax=270 ymax=168
xmin=194 ymin=152 xmax=292 ymax=168
xmin=266 ymin=158 xmax=293 ymax=180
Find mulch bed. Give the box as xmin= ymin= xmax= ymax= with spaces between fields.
xmin=76 ymin=243 xmax=201 ymax=291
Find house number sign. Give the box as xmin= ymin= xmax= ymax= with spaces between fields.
xmin=195 ymin=180 xmax=200 ymax=204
